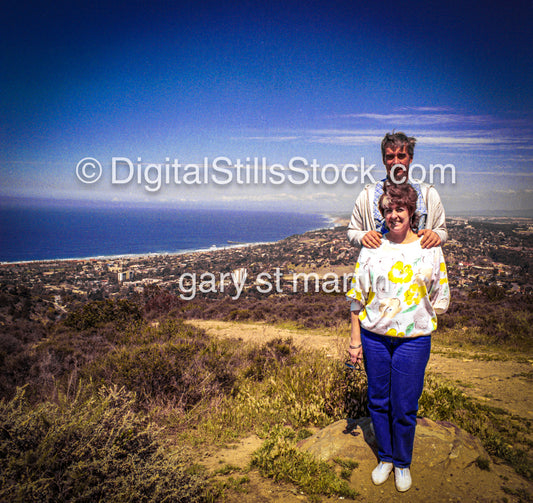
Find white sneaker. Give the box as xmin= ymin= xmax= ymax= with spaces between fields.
xmin=371 ymin=461 xmax=393 ymax=485
xmin=394 ymin=467 xmax=412 ymax=492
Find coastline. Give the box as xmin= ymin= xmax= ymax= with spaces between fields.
xmin=1 ymin=213 xmax=339 ymax=266
xmin=0 ymin=241 xmax=278 ymax=266
xmin=2 ymin=218 xmax=531 ymax=302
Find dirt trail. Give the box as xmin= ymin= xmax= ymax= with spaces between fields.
xmin=189 ymin=319 xmax=533 ymax=420
xmin=189 ymin=319 xmax=533 ymax=502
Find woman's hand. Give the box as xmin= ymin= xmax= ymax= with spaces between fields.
xmin=348 ymin=345 xmax=363 ymax=364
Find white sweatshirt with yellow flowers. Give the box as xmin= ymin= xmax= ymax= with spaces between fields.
xmin=346 ymin=236 xmax=450 ymax=338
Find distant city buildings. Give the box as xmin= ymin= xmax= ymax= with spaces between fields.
xmin=0 ymin=218 xmax=531 ymax=324
xmin=118 ymin=270 xmax=133 ymax=282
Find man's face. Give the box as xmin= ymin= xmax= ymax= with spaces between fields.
xmin=384 ymin=145 xmax=412 ymax=183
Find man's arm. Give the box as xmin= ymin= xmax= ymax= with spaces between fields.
xmin=347 ymin=185 xmax=381 ymax=247
xmin=419 ymin=185 xmax=447 ymax=248
xmin=347 ymin=194 xmax=367 ymax=246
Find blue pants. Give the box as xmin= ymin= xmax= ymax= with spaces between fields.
xmin=361 ymin=328 xmax=431 ymax=468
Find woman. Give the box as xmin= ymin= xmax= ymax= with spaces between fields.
xmin=346 ymin=182 xmax=450 ymax=492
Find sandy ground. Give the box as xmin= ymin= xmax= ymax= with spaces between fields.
xmin=189 ymin=319 xmax=533 ymax=420
xmin=188 ymin=319 xmax=533 ymax=502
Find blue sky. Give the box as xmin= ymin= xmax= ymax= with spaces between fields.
xmin=2 ymin=0 xmax=532 ymax=215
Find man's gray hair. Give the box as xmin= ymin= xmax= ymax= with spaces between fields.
xmin=381 ymin=132 xmax=416 ymax=162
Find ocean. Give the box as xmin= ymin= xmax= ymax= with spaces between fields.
xmin=0 ymin=205 xmax=332 ymax=263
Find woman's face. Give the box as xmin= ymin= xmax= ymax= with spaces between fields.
xmin=384 ymin=204 xmax=411 ymax=235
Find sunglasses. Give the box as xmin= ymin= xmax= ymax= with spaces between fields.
xmin=344 ymin=360 xmax=363 ymax=372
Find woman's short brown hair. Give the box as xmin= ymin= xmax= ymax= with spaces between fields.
xmin=378 ymin=182 xmax=421 ymax=231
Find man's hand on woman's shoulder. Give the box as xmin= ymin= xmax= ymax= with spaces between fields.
xmin=418 ymin=229 xmax=441 ymax=248
xmin=362 ymin=230 xmax=383 ymax=248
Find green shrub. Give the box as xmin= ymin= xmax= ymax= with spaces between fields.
xmin=63 ymin=299 xmax=142 ymax=331
xmin=420 ymin=376 xmax=532 ymax=480
xmin=83 ymin=338 xmax=237 ymax=412
xmin=333 ymin=457 xmax=359 ymax=480
xmin=243 ymin=337 xmax=298 ymax=381
xmin=200 ymin=352 xmax=368 ymax=444
xmin=225 ymin=309 xmax=252 ymax=321
xmin=0 ymin=384 xmax=209 ymax=502
xmin=475 ymin=456 xmax=491 ymax=471
xmin=250 ymin=425 xmax=358 ymax=499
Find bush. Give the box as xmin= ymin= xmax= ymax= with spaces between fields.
xmin=439 ymin=294 xmax=533 ymax=350
xmin=0 ymin=384 xmax=209 ymax=502
xmin=243 ymin=337 xmax=298 ymax=381
xmin=85 ymin=342 xmax=236 ymax=411
xmin=250 ymin=425 xmax=358 ymax=499
xmin=83 ymin=323 xmax=238 ymax=412
xmin=64 ymin=299 xmax=142 ymax=331
xmin=200 ymin=352 xmax=368 ymax=443
xmin=171 ymin=293 xmax=349 ymax=328
xmin=419 ymin=376 xmax=532 ymax=480
xmin=0 ymin=319 xmax=49 ymax=400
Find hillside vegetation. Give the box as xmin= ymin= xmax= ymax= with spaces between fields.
xmin=0 ymin=291 xmax=531 ymax=501
xmin=1 ymin=219 xmax=532 ymax=501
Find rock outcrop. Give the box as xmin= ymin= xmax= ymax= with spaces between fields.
xmin=297 ymin=417 xmax=520 ymax=502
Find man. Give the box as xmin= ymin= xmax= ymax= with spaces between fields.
xmin=347 ymin=132 xmax=447 ymax=249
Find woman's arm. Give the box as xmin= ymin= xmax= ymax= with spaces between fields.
xmin=348 ymin=309 xmax=363 ymax=364
xmin=346 ymin=248 xmax=372 ymax=362
xmin=429 ymin=247 xmax=450 ymax=314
